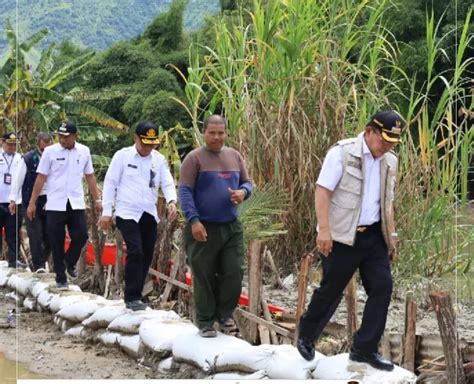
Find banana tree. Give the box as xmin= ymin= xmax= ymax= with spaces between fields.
xmin=0 ymin=19 xmax=127 ymax=149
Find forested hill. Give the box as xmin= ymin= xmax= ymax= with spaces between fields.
xmin=0 ymin=0 xmax=219 ymax=50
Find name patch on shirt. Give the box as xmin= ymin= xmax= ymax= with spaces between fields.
xmin=56 ymin=157 xmax=66 ymax=161
xmin=127 ymin=164 xmax=138 ymax=169
xmin=347 ymin=160 xmax=362 ymax=170
xmin=218 ymin=172 xmax=231 ymax=179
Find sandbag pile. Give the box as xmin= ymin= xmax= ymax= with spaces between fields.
xmin=1 ymin=264 xmax=417 ymax=382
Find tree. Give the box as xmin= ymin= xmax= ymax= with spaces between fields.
xmin=0 ymin=20 xmax=127 ymax=147
xmin=144 ymin=0 xmax=188 ymax=51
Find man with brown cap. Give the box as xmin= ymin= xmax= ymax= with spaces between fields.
xmin=99 ymin=121 xmax=177 ymax=311
xmin=0 ymin=133 xmax=25 ymax=268
xmin=297 ymin=110 xmax=405 ymax=371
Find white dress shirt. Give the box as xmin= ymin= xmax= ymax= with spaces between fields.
xmin=37 ymin=142 xmax=94 ymax=211
xmin=317 ymin=133 xmax=381 ymax=225
xmin=102 ymin=145 xmax=177 ymax=223
xmin=9 ymin=158 xmax=48 ymax=205
xmin=0 ymin=152 xmax=23 ymax=204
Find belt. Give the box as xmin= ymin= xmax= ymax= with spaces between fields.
xmin=356 ymin=221 xmax=380 ymax=233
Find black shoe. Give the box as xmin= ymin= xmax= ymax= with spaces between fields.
xmin=66 ymin=263 xmax=77 ymax=279
xmin=296 ymin=337 xmax=315 ymax=361
xmin=199 ymin=326 xmax=217 ymax=338
xmin=218 ymin=317 xmax=237 ymax=331
xmin=349 ymin=348 xmax=394 ymax=371
xmin=56 ymin=281 xmax=69 ymax=290
xmin=125 ymin=300 xmax=149 ymax=311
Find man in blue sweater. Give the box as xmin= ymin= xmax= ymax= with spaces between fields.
xmin=179 ymin=115 xmax=253 ymax=337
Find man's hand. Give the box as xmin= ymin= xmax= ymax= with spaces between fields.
xmin=27 ymin=203 xmax=36 ymax=221
xmin=316 ymin=228 xmax=333 ymax=257
xmin=8 ymin=201 xmax=16 ymax=215
xmin=228 ymin=188 xmax=245 ymax=205
xmin=167 ymin=202 xmax=177 ymax=222
xmin=191 ymin=221 xmax=207 ymax=242
xmin=94 ymin=200 xmax=102 ymax=216
xmin=98 ymin=216 xmax=113 ymax=231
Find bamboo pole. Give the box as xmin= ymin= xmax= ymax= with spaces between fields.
xmin=429 ymin=291 xmax=466 ymax=384
xmin=261 ymin=287 xmax=279 ymax=344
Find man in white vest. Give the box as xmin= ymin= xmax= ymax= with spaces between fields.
xmin=297 ymin=111 xmax=405 ymax=371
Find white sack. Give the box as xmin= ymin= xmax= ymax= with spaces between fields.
xmin=157 ymin=357 xmax=174 ymax=373
xmin=312 ymin=353 xmax=417 ymax=383
xmin=23 ymin=297 xmax=36 ymax=311
xmin=119 ymin=334 xmax=144 ymax=358
xmin=56 ymin=300 xmax=103 ymax=322
xmin=64 ymin=325 xmax=84 ymax=337
xmin=5 ymin=291 xmax=21 ymax=302
xmin=139 ymin=318 xmax=197 ymax=355
xmin=107 ymin=309 xmax=180 ymax=334
xmin=38 ymin=290 xmax=55 ymax=309
xmin=0 ymin=267 xmax=13 ymax=286
xmin=49 ymin=292 xmax=103 ymax=313
xmin=216 ymin=343 xmax=322 ymax=379
xmin=209 ymin=370 xmax=268 ymax=380
xmin=98 ymin=331 xmax=122 ymax=347
xmin=9 ymin=273 xmax=38 ymax=296
xmin=172 ymin=331 xmax=251 ymax=372
xmin=31 ymin=281 xmax=53 ymax=298
xmin=82 ymin=305 xmax=130 ymax=330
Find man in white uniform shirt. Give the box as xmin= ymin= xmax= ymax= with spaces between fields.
xmin=99 ymin=121 xmax=177 ymax=311
xmin=0 ymin=133 xmax=25 ymax=268
xmin=297 ymin=111 xmax=405 ymax=371
xmin=27 ymin=121 xmax=102 ymax=289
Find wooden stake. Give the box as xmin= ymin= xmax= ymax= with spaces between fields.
xmin=429 ymin=291 xmax=466 ymax=384
xmin=235 ymin=308 xmax=292 ymax=338
xmin=401 ymin=291 xmax=417 ymax=372
xmin=161 ymin=257 xmax=180 ymax=305
xmin=344 ymin=275 xmax=358 ymax=346
xmin=104 ymin=265 xmax=112 ymax=298
xmin=247 ymin=240 xmax=263 ymax=344
xmin=258 ymin=324 xmax=271 ymax=345
xmin=261 ymin=288 xmax=279 ymax=344
xmin=381 ymin=330 xmax=391 ymax=360
xmin=264 ymin=247 xmax=283 ymax=288
xmin=294 ymin=252 xmax=313 ymax=340
xmin=114 ymin=229 xmax=124 ymax=286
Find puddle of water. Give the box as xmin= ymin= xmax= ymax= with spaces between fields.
xmin=0 ymin=352 xmax=44 ymax=383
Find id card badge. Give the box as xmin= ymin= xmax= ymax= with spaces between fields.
xmin=4 ymin=173 xmax=11 ymax=185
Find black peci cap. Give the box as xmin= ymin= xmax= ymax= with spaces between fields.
xmin=57 ymin=121 xmax=77 ymax=136
xmin=135 ymin=121 xmax=160 ymax=145
xmin=1 ymin=132 xmax=19 ymax=144
xmin=369 ymin=111 xmax=405 ymax=143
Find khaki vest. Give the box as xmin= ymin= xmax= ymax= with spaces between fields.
xmin=326 ymin=133 xmax=398 ymax=251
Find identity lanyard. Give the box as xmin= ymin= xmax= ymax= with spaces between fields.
xmin=2 ymin=153 xmax=14 ymax=173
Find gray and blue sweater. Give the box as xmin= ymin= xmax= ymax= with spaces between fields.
xmin=179 ymin=146 xmax=252 ymax=223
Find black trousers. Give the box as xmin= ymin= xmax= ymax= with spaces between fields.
xmin=299 ymin=222 xmax=392 ymax=353
xmin=24 ymin=195 xmax=51 ymax=270
xmin=116 ymin=212 xmax=157 ymax=302
xmin=0 ymin=202 xmax=22 ymax=265
xmin=46 ymin=201 xmax=88 ymax=283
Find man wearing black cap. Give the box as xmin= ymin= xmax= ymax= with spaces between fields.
xmin=98 ymin=121 xmax=177 ymax=311
xmin=27 ymin=121 xmax=102 ymax=289
xmin=296 ymin=110 xmax=405 ymax=371
xmin=0 ymin=133 xmax=25 ymax=268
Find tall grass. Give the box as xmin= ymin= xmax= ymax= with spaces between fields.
xmin=181 ymin=0 xmax=473 ymax=276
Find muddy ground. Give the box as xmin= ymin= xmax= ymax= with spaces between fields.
xmin=0 ymin=275 xmax=472 ymax=380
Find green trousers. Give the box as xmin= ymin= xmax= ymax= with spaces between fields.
xmin=184 ymin=220 xmax=244 ymax=329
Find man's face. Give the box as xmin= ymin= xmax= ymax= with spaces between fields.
xmin=134 ymin=134 xmax=157 ymax=157
xmin=58 ymin=133 xmax=77 ymax=149
xmin=2 ymin=142 xmax=16 ymax=155
xmin=204 ymin=123 xmax=226 ymax=152
xmin=38 ymin=139 xmax=52 ymax=153
xmin=365 ymin=127 xmax=396 ymax=158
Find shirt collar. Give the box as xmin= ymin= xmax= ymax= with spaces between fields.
xmin=362 ymin=135 xmax=376 ymax=160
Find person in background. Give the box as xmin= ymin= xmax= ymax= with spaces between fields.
xmin=0 ymin=133 xmax=25 ymax=268
xmin=27 ymin=121 xmax=101 ymax=289
xmin=98 ymin=121 xmax=177 ymax=311
xmin=179 ymin=115 xmax=253 ymax=337
xmin=296 ymin=111 xmax=405 ymax=371
xmin=9 ymin=133 xmax=53 ymax=272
